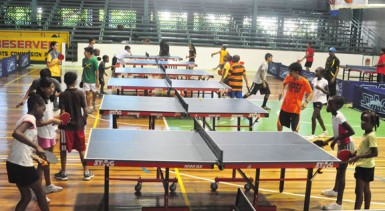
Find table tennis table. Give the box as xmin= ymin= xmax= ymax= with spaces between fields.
xmin=115 ymin=67 xmax=214 ymax=79
xmin=126 ymin=55 xmax=182 ymax=61
xmin=342 ymin=65 xmax=377 ymax=82
xmin=107 ymin=77 xmax=231 ymax=97
xmin=99 ymin=92 xmax=268 ymax=130
xmin=85 ymin=121 xmax=340 ymax=211
xmin=124 ymin=59 xmax=197 ymax=68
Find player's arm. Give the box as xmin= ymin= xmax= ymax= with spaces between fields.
xmin=211 ymin=51 xmax=220 ymax=57
xmin=318 ymin=83 xmax=329 ymax=95
xmin=36 ymin=118 xmax=62 ymax=127
xmin=17 ymin=85 xmax=33 ymax=107
xmin=330 ymin=121 xmax=355 ymax=149
xmin=95 ymin=60 xmax=100 ymax=87
xmin=12 ymin=121 xmax=45 ymax=156
xmin=259 ymin=67 xmax=267 ymax=87
xmin=279 ymin=76 xmax=289 ymax=100
xmin=301 ymin=91 xmax=312 ymax=109
xmin=243 ymin=71 xmax=250 ymax=90
xmin=332 ymin=60 xmax=340 ymax=83
xmin=349 ymin=147 xmax=378 ymax=164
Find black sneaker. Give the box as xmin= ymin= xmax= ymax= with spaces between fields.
xmin=262 ymin=106 xmax=271 ymax=111
xmin=54 ymin=171 xmax=68 ymax=181
xmin=84 ymin=171 xmax=94 ymax=181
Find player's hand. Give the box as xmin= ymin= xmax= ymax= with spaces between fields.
xmin=35 ymin=146 xmax=46 ymax=159
xmin=330 ymin=141 xmax=336 ymax=150
xmin=331 ymin=77 xmax=336 ymax=84
xmin=278 ymin=93 xmax=283 ymax=101
xmin=301 ymin=102 xmax=307 ymax=110
xmin=211 ymin=54 xmax=214 ymax=57
xmin=263 ymin=82 xmax=267 ymax=88
xmin=51 ymin=118 xmax=62 ymax=125
xmin=315 ymin=85 xmax=320 ymax=90
xmin=16 ymin=102 xmax=24 ymax=108
xmin=348 ymin=156 xmax=359 ymax=164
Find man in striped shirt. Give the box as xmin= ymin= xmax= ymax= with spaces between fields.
xmin=228 ymin=55 xmax=250 ymax=98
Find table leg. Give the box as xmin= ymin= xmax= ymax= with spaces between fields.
xmin=253 ymin=168 xmax=260 ymax=208
xmin=149 ymin=116 xmax=155 ymax=130
xmin=279 ymin=168 xmax=285 ymax=192
xmin=248 ymin=117 xmax=252 ymax=131
xmin=237 ymin=117 xmax=241 ymax=131
xmin=212 ymin=117 xmax=216 ymax=131
xmin=303 ymin=168 xmax=314 ymax=211
xmin=112 ymin=115 xmax=118 ymax=129
xmin=104 ymin=166 xmax=110 ymax=211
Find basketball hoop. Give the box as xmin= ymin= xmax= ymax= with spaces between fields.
xmin=329 ymin=0 xmax=339 ymax=16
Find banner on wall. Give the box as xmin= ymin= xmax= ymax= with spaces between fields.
xmin=0 ymin=37 xmax=63 ymax=61
xmin=353 ymin=86 xmax=385 ymax=118
xmin=0 ymin=30 xmax=70 ymax=46
xmin=0 ymin=58 xmax=3 ymax=78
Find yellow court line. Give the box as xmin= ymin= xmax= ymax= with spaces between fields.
xmin=162 ymin=117 xmax=190 ymax=207
xmin=3 ymin=68 xmax=39 ymax=86
xmin=92 ymin=110 xmax=101 ymax=129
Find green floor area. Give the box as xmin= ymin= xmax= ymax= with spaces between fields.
xmin=166 ymin=99 xmax=385 ymax=138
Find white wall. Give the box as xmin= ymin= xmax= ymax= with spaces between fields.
xmin=70 ymin=43 xmax=371 ymax=72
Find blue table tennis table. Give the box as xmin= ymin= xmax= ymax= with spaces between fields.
xmin=342 ymin=65 xmax=377 ymax=82
xmin=85 ymin=122 xmax=340 ymax=211
xmin=99 ymin=93 xmax=269 ymax=130
xmin=107 ymin=77 xmax=231 ymax=98
xmin=125 ymin=59 xmax=197 ymax=68
xmin=126 ymin=55 xmax=182 ymax=61
xmin=115 ymin=67 xmax=214 ymax=79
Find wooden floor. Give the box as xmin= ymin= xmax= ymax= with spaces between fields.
xmin=1 ymin=65 xmax=385 ymax=211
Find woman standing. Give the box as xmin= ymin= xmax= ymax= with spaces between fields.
xmin=46 ymin=42 xmax=62 ymax=83
xmin=186 ymin=44 xmax=196 ymax=69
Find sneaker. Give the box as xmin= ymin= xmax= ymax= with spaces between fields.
xmin=321 ymin=189 xmax=338 ymax=197
xmin=308 ymin=135 xmax=315 ymax=141
xmin=45 ymin=184 xmax=63 ymax=194
xmin=84 ymin=170 xmax=94 ymax=181
xmin=31 ymin=190 xmax=51 ymax=203
xmin=54 ymin=171 xmax=68 ymax=181
xmin=322 ymin=202 xmax=342 ymax=210
xmin=87 ymin=107 xmax=94 ymax=114
xmin=101 ymin=91 xmax=108 ymax=95
xmin=262 ymin=106 xmax=271 ymax=111
xmin=319 ymin=130 xmax=329 ymax=138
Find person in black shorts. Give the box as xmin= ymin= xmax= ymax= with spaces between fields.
xmin=301 ymin=42 xmax=314 ymax=71
xmin=98 ymin=55 xmax=111 ymax=95
xmin=243 ymin=53 xmax=273 ymax=110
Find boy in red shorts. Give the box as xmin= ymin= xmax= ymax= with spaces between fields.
xmin=55 ymin=71 xmax=94 ymax=181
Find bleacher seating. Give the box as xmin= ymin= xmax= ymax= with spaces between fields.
xmin=1 ymin=0 xmax=381 ymax=62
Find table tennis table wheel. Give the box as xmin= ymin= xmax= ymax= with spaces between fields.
xmin=210 ymin=182 xmax=218 ymax=191
xmin=244 ymin=183 xmax=252 ymax=192
xmin=169 ymin=182 xmax=177 ymax=193
xmin=135 ymin=183 xmax=142 ymax=192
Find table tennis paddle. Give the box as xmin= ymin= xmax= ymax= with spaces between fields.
xmin=337 ymin=149 xmax=352 ymax=162
xmin=313 ymin=140 xmax=328 ymax=148
xmin=58 ymin=53 xmax=65 ymax=60
xmin=44 ymin=151 xmax=58 ymax=164
xmin=59 ymin=112 xmax=71 ymax=125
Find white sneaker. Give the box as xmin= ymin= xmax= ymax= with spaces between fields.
xmin=322 ymin=202 xmax=342 ymax=210
xmin=321 ymin=189 xmax=338 ymax=197
xmin=45 ymin=184 xmax=63 ymax=194
xmin=31 ymin=190 xmax=51 ymax=203
xmin=319 ymin=130 xmax=329 ymax=138
xmin=308 ymin=135 xmax=315 ymax=141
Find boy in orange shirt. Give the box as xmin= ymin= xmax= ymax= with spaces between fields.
xmin=277 ymin=62 xmax=312 ymax=132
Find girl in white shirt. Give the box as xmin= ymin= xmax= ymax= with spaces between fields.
xmin=36 ymin=77 xmax=63 ymax=194
xmin=6 ymin=93 xmax=50 ymax=211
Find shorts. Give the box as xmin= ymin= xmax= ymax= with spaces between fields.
xmin=38 ymin=136 xmax=56 ymax=149
xmin=60 ymin=130 xmax=86 ymax=153
xmin=305 ymin=61 xmax=313 ymax=68
xmin=83 ymin=82 xmax=98 ymax=92
xmin=249 ymin=82 xmax=271 ymax=95
xmin=313 ymin=102 xmax=323 ymax=109
xmin=229 ymin=91 xmax=243 ymax=98
xmin=6 ymin=161 xmax=40 ymax=186
xmin=354 ymin=167 xmax=375 ymax=182
xmin=278 ymin=110 xmax=300 ymax=131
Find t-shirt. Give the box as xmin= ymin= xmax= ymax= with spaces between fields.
xmin=219 ymin=50 xmax=229 ymax=65
xmin=47 ymin=51 xmax=61 ymax=77
xmin=99 ymin=61 xmax=106 ymax=78
xmin=115 ymin=50 xmax=131 ymax=60
xmin=281 ymin=75 xmax=312 ymax=114
xmin=331 ymin=111 xmax=353 ymax=145
xmin=376 ymin=54 xmax=385 ymax=74
xmin=229 ymin=62 xmax=246 ymax=91
xmin=7 ymin=114 xmax=37 ymax=167
xmin=188 ymin=49 xmax=196 ymax=62
xmin=311 ymin=77 xmax=328 ymax=104
xmin=58 ymin=88 xmax=87 ymax=131
xmin=325 ymin=56 xmax=340 ymax=80
xmin=82 ymin=56 xmax=99 ymax=83
xmin=29 ymin=78 xmax=62 ymax=93
xmin=222 ymin=62 xmax=231 ymax=79
xmin=37 ymin=100 xmax=56 ymax=139
xmin=356 ymin=131 xmax=377 ymax=168
xmin=306 ymin=47 xmax=314 ymax=62
xmin=253 ymin=61 xmax=268 ymax=84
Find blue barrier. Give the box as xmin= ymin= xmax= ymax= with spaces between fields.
xmin=0 ymin=52 xmax=30 ymax=78
xmin=18 ymin=52 xmax=31 ymax=70
xmin=1 ymin=55 xmax=17 ymax=77
xmin=0 ymin=58 xmax=3 ymax=78
xmin=353 ymin=86 xmax=385 ymax=118
xmin=337 ymin=79 xmax=385 ymax=103
xmin=268 ymin=62 xmax=315 ymax=86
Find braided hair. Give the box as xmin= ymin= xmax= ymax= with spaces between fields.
xmin=361 ymin=110 xmax=380 ymax=131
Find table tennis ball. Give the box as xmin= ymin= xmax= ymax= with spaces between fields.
xmin=199 ymin=98 xmax=203 ymax=101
